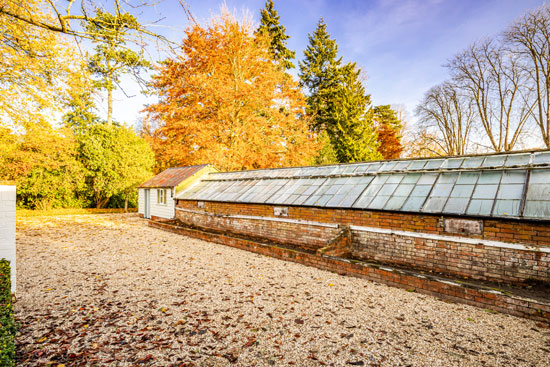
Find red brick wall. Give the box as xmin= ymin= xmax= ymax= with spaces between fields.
xmin=175 ymin=208 xmax=338 ymax=251
xmin=177 ymin=200 xmax=550 ymax=248
xmin=175 ymin=200 xmax=550 ymax=284
xmin=352 ymin=231 xmax=549 ymax=284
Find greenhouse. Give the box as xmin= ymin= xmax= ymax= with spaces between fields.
xmin=178 ymin=150 xmax=550 ymax=220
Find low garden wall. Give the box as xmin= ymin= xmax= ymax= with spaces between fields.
xmin=175 ymin=200 xmax=550 ymax=285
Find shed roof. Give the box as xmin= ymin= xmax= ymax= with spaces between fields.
xmin=177 ymin=151 xmax=550 ymax=221
xmin=139 ymin=165 xmax=210 ymax=188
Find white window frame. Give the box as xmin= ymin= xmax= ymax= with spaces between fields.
xmin=157 ymin=189 xmax=167 ymax=205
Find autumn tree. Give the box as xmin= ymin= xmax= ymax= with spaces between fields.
xmin=373 ymin=105 xmax=403 ymax=159
xmin=257 ymin=0 xmax=295 ymax=70
xmin=0 ymin=0 xmax=82 ymax=129
xmin=0 ymin=0 xmax=174 ymax=46
xmin=0 ymin=126 xmax=84 ymax=209
xmin=146 ymin=12 xmax=319 ymax=172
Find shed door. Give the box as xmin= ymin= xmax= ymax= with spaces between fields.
xmin=144 ymin=189 xmax=151 ymax=219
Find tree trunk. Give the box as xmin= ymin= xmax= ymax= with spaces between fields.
xmin=124 ymin=192 xmax=128 ymax=212
xmin=107 ymin=87 xmax=113 ymax=125
xmin=96 ymin=197 xmax=109 ymax=209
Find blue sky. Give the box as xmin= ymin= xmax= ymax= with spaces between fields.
xmin=104 ymin=0 xmax=545 ymax=127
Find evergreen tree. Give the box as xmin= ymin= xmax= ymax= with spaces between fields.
xmin=299 ymin=18 xmax=342 ymax=132
xmin=257 ymin=0 xmax=295 ymax=70
xmin=299 ymin=19 xmax=380 ymax=163
xmin=331 ymin=64 xmax=381 ymax=162
xmin=86 ymin=10 xmax=151 ymax=125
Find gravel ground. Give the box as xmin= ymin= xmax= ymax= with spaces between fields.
xmin=15 ymin=213 xmax=550 ymax=366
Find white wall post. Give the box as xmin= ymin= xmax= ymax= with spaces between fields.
xmin=0 ymin=184 xmax=16 ymax=293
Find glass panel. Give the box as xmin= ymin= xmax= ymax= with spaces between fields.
xmin=504 ymin=154 xmax=530 ymax=167
xmin=529 ymin=169 xmax=550 ymax=184
xmin=423 ymin=197 xmax=448 ymax=212
xmin=424 ymin=159 xmax=444 ymax=169
xmin=401 ymin=195 xmax=428 ymax=212
xmin=450 ymin=184 xmax=475 ymax=198
xmin=417 ymin=173 xmax=438 ymax=185
xmin=456 ymin=172 xmax=479 ymax=185
xmin=445 ymin=158 xmax=464 ymax=169
xmin=466 ymin=199 xmax=493 ymax=216
xmin=443 ymin=198 xmax=469 ymax=214
xmin=393 ymin=184 xmax=415 ymax=197
xmin=430 ymin=183 xmax=453 ymax=197
xmin=368 ymin=195 xmax=390 ymax=209
xmin=379 ymin=161 xmax=397 ymax=172
xmin=386 ymin=174 xmax=405 ymax=184
xmin=523 ymin=201 xmax=550 ymax=218
xmin=526 ymin=183 xmax=550 ymax=200
xmin=496 ymin=184 xmax=524 ymax=200
xmin=461 ymin=156 xmax=484 ymax=169
xmin=482 ymin=155 xmax=506 ymax=168
xmin=478 ymin=171 xmax=502 ymax=184
xmin=378 ymin=183 xmax=399 ymax=195
xmin=501 ymin=170 xmax=526 ymax=184
xmin=472 ymin=185 xmax=498 ymax=199
xmin=408 ymin=160 xmax=427 ymax=170
xmin=394 ymin=161 xmax=411 ymax=170
xmin=367 ymin=163 xmax=383 ymax=172
xmin=533 ymin=152 xmax=550 ymax=165
xmin=493 ymin=200 xmax=521 ymax=217
xmin=382 ymin=195 xmax=408 ymax=210
xmin=437 ymin=172 xmax=458 ymax=184
xmin=402 ymin=173 xmax=421 ymax=184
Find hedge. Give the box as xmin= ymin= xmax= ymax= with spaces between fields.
xmin=0 ymin=260 xmax=16 ymax=366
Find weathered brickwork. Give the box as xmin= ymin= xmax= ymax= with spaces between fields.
xmin=175 ymin=200 xmax=550 ymax=285
xmin=149 ymin=220 xmax=550 ymax=323
xmin=175 ymin=208 xmax=339 ymax=251
xmin=352 ymin=230 xmax=549 ymax=284
xmin=177 ymin=200 xmax=550 ymax=248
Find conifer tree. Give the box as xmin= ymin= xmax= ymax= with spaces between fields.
xmin=257 ymin=0 xmax=295 ymax=70
xmin=331 ymin=64 xmax=381 ymax=162
xmin=299 ymin=19 xmax=380 ymax=163
xmin=299 ymin=18 xmax=342 ymax=132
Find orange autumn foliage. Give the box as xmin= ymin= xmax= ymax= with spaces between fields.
xmin=146 ymin=13 xmax=319 ymax=172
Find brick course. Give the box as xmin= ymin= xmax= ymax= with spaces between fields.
xmin=175 ymin=200 xmax=550 ymax=285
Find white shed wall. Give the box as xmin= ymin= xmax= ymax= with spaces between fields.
xmin=138 ymin=188 xmax=145 ymax=215
xmin=150 ymin=188 xmax=175 ymax=219
xmin=0 ymin=185 xmax=16 ymax=292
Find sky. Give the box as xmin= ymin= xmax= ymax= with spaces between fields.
xmin=102 ymin=0 xmax=546 ymax=128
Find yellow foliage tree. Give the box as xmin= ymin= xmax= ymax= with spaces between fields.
xmin=146 ymin=12 xmax=319 ymax=172
xmin=0 ymin=0 xmax=82 ymax=129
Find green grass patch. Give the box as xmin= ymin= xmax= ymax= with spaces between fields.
xmin=17 ymin=207 xmax=137 ymax=217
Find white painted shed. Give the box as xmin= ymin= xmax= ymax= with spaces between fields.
xmin=138 ymin=165 xmax=216 ymax=220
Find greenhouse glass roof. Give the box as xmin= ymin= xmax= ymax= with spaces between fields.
xmin=176 ymin=151 xmax=550 ymax=220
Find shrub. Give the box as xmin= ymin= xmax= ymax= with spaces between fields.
xmin=0 ymin=260 xmax=16 ymax=367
